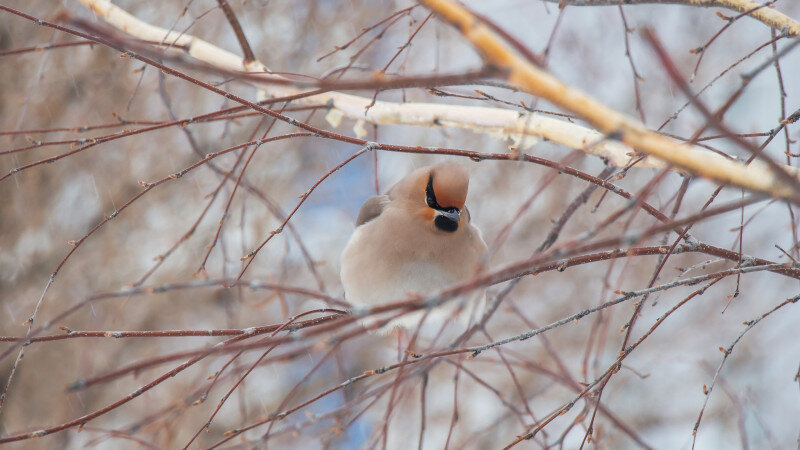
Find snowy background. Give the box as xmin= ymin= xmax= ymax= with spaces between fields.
xmin=1 ymin=0 xmax=799 ymax=448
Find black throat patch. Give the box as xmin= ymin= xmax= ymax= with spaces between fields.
xmin=427 ymin=174 xmax=460 ymax=232
xmin=434 ymin=215 xmax=458 ymax=232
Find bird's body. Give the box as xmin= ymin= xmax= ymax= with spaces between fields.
xmin=340 ymin=162 xmax=487 ymax=332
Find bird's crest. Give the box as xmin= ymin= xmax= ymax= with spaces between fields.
xmin=428 ymin=162 xmax=468 ymax=210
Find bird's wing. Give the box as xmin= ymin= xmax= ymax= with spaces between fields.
xmin=355 ymin=195 xmax=390 ymax=227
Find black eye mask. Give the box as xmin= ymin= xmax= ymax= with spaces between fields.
xmin=426 ymin=175 xmax=460 ymax=233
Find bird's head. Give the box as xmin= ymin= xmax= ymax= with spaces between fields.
xmin=411 ymin=162 xmax=469 ymax=233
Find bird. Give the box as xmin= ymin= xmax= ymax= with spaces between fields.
xmin=340 ymin=161 xmax=488 ymax=335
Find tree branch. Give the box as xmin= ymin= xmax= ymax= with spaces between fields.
xmin=418 ymin=0 xmax=800 ymax=201
xmin=542 ymin=0 xmax=800 ymax=36
xmin=75 ymin=0 xmax=800 ymax=198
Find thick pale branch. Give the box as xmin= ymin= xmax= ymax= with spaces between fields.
xmin=545 ymin=0 xmax=800 ymax=36
xmin=419 ymin=0 xmax=800 ymax=200
xmin=75 ymin=0 xmax=652 ymax=168
xmin=77 ymin=0 xmax=799 ymax=190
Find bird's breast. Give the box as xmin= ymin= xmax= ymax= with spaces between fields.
xmin=340 ymin=213 xmax=483 ymax=308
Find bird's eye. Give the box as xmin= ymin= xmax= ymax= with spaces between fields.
xmin=425 ymin=175 xmax=438 ymax=209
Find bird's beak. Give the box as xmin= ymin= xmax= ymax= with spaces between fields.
xmin=437 ymin=208 xmax=460 ymax=223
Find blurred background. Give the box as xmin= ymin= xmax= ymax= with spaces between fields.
xmin=1 ymin=0 xmax=799 ymax=448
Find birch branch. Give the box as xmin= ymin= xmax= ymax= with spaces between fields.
xmin=545 ymin=0 xmax=800 ymax=36
xmin=77 ymin=0 xmax=655 ymax=167
xmin=419 ymin=0 xmax=800 ymax=200
xmin=77 ymin=0 xmax=799 ymax=193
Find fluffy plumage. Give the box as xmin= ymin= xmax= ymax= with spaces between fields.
xmin=340 ymin=162 xmax=487 ymax=332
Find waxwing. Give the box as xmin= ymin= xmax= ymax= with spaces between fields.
xmin=340 ymin=161 xmax=488 ymax=332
